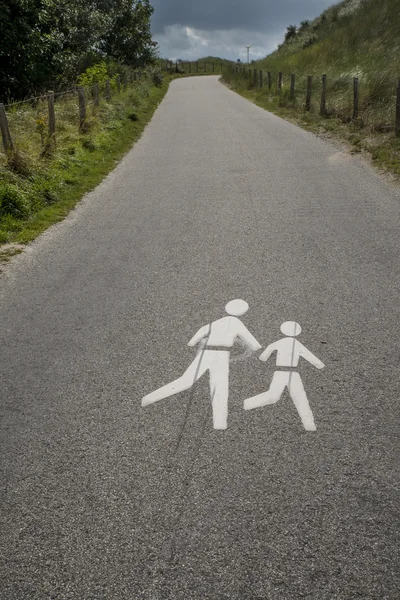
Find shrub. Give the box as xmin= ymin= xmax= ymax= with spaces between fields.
xmin=6 ymin=150 xmax=31 ymax=177
xmin=285 ymin=25 xmax=298 ymax=42
xmin=31 ymin=173 xmax=63 ymax=205
xmin=77 ymin=62 xmax=118 ymax=92
xmin=0 ymin=182 xmax=30 ymax=218
xmin=303 ymin=37 xmax=317 ymax=49
xmin=146 ymin=65 xmax=163 ymax=87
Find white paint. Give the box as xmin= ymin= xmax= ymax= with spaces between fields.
xmin=141 ymin=300 xmax=261 ymax=430
xmin=224 ymin=299 xmax=249 ymax=317
xmin=244 ymin=321 xmax=325 ymax=431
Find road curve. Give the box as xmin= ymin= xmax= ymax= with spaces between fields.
xmin=1 ymin=76 xmax=399 ymax=599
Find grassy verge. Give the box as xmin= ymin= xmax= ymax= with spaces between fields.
xmin=222 ymin=71 xmax=400 ymax=181
xmin=0 ymin=73 xmax=172 ymax=260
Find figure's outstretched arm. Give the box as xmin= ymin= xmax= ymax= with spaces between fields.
xmin=299 ymin=344 xmax=325 ymax=369
xmin=237 ymin=323 xmax=262 ymax=352
xmin=188 ymin=324 xmax=211 ymax=347
xmin=259 ymin=343 xmax=278 ymax=362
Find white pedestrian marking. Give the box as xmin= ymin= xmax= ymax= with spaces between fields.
xmin=244 ymin=321 xmax=325 ymax=431
xmin=141 ymin=299 xmax=261 ymax=430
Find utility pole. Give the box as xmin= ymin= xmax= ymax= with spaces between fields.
xmin=246 ymin=45 xmax=251 ymax=64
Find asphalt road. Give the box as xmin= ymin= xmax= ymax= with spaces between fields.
xmin=1 ymin=76 xmax=399 ymax=600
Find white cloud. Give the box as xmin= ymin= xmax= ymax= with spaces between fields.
xmin=155 ymin=25 xmax=284 ymax=62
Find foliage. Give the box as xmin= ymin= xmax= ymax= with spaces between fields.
xmin=302 ymin=37 xmax=317 ymax=49
xmin=0 ymin=0 xmax=157 ymax=102
xmin=77 ymin=62 xmax=118 ymax=91
xmin=285 ymin=25 xmax=298 ymax=41
xmin=146 ymin=65 xmax=163 ymax=87
xmin=0 ymin=182 xmax=30 ymax=218
xmin=0 ymin=70 xmax=172 ymax=245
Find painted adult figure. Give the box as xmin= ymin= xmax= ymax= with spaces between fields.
xmin=142 ymin=299 xmax=261 ymax=430
xmin=244 ymin=321 xmax=325 ymax=431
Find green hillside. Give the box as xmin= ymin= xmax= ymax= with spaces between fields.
xmin=254 ymin=0 xmax=399 ymax=126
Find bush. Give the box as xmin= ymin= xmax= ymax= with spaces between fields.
xmin=146 ymin=65 xmax=163 ymax=87
xmin=303 ymin=37 xmax=317 ymax=49
xmin=0 ymin=183 xmax=30 ymax=218
xmin=77 ymin=62 xmax=118 ymax=92
xmin=285 ymin=25 xmax=298 ymax=41
xmin=31 ymin=173 xmax=63 ymax=206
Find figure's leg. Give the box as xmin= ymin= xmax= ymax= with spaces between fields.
xmin=288 ymin=372 xmax=316 ymax=431
xmin=209 ymin=353 xmax=229 ymax=430
xmin=142 ymin=353 xmax=208 ymax=406
xmin=244 ymin=371 xmax=287 ymax=411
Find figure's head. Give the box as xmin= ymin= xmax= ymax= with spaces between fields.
xmin=225 ymin=299 xmax=249 ymax=317
xmin=280 ymin=321 xmax=301 ymax=336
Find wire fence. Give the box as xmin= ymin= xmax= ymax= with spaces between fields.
xmin=225 ymin=65 xmax=400 ymax=136
xmin=0 ymin=73 xmax=146 ymax=155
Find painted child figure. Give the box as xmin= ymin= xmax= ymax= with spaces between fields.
xmin=244 ymin=321 xmax=325 ymax=431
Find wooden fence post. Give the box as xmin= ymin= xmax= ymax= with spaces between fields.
xmin=47 ymin=91 xmax=56 ymax=140
xmin=396 ymin=80 xmax=400 ymax=137
xmin=0 ymin=103 xmax=14 ymax=152
xmin=353 ymin=77 xmax=359 ymax=120
xmin=93 ymin=82 xmax=99 ymax=107
xmin=77 ymin=87 xmax=86 ymax=128
xmin=320 ymin=74 xmax=327 ymax=115
xmin=277 ymin=72 xmax=283 ymax=93
xmin=259 ymin=70 xmax=263 ymax=88
xmin=267 ymin=72 xmax=272 ymax=90
xmin=305 ymin=75 xmax=313 ymax=111
xmin=105 ymin=79 xmax=111 ymax=101
xmin=290 ymin=73 xmax=296 ymax=101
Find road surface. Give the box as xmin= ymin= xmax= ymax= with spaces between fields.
xmin=1 ymin=76 xmax=399 ymax=599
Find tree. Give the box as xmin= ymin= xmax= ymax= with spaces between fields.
xmin=0 ymin=0 xmax=157 ymax=101
xmin=100 ymin=0 xmax=157 ymax=66
xmin=285 ymin=25 xmax=298 ymax=42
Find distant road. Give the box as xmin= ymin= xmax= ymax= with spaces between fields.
xmin=1 ymin=76 xmax=399 ymax=599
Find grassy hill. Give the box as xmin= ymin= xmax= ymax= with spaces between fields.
xmin=223 ymin=0 xmax=400 ymax=176
xmin=254 ymin=0 xmax=399 ymax=127
xmin=259 ymin=0 xmax=398 ymax=76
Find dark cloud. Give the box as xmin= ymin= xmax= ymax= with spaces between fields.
xmin=151 ymin=0 xmax=335 ymax=34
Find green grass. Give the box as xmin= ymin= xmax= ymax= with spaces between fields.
xmin=0 ymin=73 xmax=171 ymax=249
xmin=222 ymin=0 xmax=400 ymax=179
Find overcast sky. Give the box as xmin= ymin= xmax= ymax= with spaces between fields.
xmin=151 ymin=0 xmax=336 ymax=61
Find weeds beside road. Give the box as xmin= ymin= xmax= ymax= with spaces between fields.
xmin=0 ymin=70 xmax=170 ymax=257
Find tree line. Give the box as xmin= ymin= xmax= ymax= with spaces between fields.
xmin=0 ymin=0 xmax=157 ymax=102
